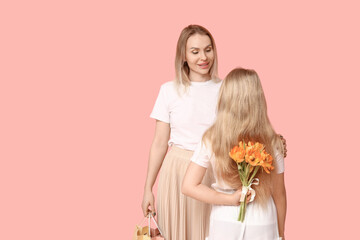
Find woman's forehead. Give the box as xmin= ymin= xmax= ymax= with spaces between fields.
xmin=186 ymin=34 xmax=212 ymax=49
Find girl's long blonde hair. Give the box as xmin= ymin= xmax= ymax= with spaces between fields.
xmin=203 ymin=68 xmax=283 ymax=206
xmin=175 ymin=25 xmax=219 ymax=93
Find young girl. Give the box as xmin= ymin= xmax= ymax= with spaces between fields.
xmin=141 ymin=25 xmax=222 ymax=240
xmin=182 ymin=68 xmax=287 ymax=240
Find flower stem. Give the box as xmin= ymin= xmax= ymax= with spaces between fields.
xmin=249 ymin=166 xmax=260 ymax=183
xmin=238 ymin=201 xmax=246 ymax=222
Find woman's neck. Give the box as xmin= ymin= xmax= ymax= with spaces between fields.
xmin=189 ymin=72 xmax=211 ymax=82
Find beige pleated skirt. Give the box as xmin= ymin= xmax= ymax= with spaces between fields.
xmin=157 ymin=146 xmax=213 ymax=240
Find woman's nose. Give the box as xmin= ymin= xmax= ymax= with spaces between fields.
xmin=200 ymin=51 xmax=208 ymax=60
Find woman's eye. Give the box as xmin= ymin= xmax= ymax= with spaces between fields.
xmin=206 ymin=48 xmax=212 ymax=52
xmin=192 ymin=51 xmax=198 ymax=54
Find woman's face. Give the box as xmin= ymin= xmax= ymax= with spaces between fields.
xmin=185 ymin=33 xmax=214 ymax=80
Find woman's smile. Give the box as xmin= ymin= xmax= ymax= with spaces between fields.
xmin=198 ymin=62 xmax=210 ymax=69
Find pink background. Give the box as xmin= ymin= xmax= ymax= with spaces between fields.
xmin=1 ymin=0 xmax=359 ymax=239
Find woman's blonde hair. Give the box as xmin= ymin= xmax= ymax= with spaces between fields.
xmin=175 ymin=25 xmax=219 ymax=93
xmin=203 ymin=68 xmax=283 ymax=207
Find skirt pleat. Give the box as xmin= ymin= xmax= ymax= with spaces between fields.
xmin=157 ymin=146 xmax=213 ymax=240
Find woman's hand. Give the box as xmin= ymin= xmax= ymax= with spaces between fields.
xmin=141 ymin=189 xmax=155 ymax=216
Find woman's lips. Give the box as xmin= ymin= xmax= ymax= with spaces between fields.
xmin=198 ymin=62 xmax=210 ymax=69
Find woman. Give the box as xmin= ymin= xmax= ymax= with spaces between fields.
xmin=141 ymin=25 xmax=221 ymax=240
xmin=182 ymin=68 xmax=287 ymax=240
xmin=142 ymin=26 xmax=287 ymax=240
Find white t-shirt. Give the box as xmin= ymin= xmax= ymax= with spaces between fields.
xmin=191 ymin=141 xmax=285 ymax=191
xmin=150 ymin=79 xmax=222 ymax=151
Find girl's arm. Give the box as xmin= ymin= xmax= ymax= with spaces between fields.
xmin=141 ymin=120 xmax=170 ymax=216
xmin=271 ymin=172 xmax=287 ymax=239
xmin=182 ymin=162 xmax=244 ymax=206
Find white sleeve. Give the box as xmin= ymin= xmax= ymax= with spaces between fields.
xmin=190 ymin=141 xmax=211 ymax=168
xmin=274 ymin=150 xmax=285 ymax=174
xmin=150 ymin=84 xmax=170 ymax=123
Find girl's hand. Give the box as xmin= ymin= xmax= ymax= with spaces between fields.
xmin=279 ymin=134 xmax=287 ymax=158
xmin=141 ymin=189 xmax=155 ymax=216
xmin=231 ymin=189 xmax=252 ymax=205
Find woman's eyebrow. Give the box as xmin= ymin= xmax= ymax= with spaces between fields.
xmin=190 ymin=44 xmax=212 ymax=50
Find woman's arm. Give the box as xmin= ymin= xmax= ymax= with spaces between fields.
xmin=182 ymin=162 xmax=244 ymax=206
xmin=141 ymin=120 xmax=170 ymax=216
xmin=271 ymin=172 xmax=287 ymax=239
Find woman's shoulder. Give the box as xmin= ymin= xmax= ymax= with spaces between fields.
xmin=159 ymin=80 xmax=177 ymax=94
xmin=160 ymin=80 xmax=175 ymax=88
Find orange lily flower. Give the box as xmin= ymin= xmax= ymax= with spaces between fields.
xmin=229 ymin=145 xmax=245 ymax=163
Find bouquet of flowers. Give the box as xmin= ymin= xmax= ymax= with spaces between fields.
xmin=229 ymin=141 xmax=274 ymax=222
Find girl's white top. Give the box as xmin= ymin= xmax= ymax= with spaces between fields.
xmin=191 ymin=141 xmax=285 ymax=191
xmin=150 ymin=79 xmax=222 ymax=151
xmin=191 ymin=141 xmax=285 ymax=240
